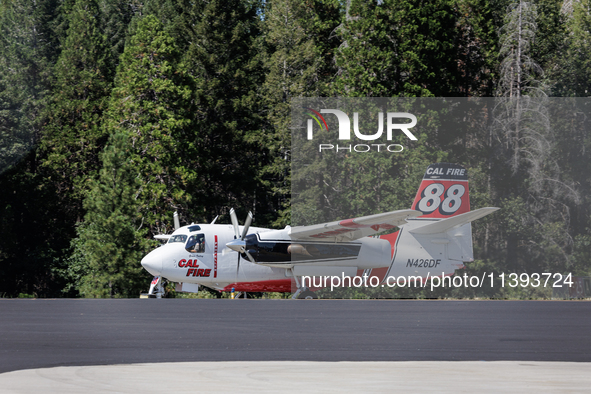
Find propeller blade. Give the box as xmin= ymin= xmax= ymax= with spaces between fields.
xmin=173 ymin=211 xmax=180 ymax=230
xmin=244 ymin=250 xmax=256 ymax=264
xmin=229 ymin=208 xmax=240 ymax=239
xmin=241 ymin=211 xmax=253 ymax=240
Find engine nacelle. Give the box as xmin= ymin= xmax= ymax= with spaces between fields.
xmin=242 ymin=232 xmax=390 ymax=270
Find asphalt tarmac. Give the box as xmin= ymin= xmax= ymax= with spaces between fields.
xmin=1 ymin=299 xmax=590 ymax=375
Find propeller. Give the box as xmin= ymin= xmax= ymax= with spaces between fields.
xmin=173 ymin=211 xmax=180 ymax=231
xmin=226 ymin=209 xmax=256 ymax=275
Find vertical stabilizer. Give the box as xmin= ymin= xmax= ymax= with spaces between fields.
xmin=378 ymin=163 xmax=475 ymax=281
xmin=411 ymin=163 xmax=470 ymax=219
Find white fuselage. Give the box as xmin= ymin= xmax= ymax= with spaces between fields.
xmin=141 ymin=218 xmax=478 ymax=292
xmin=141 ymin=223 xmax=392 ymax=292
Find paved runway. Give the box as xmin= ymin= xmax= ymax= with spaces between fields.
xmin=1 ymin=299 xmax=590 ymax=375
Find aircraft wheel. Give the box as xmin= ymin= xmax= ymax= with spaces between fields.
xmin=297 ymin=290 xmax=318 ymax=299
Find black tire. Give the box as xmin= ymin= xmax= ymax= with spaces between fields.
xmin=297 ymin=290 xmax=318 ymax=299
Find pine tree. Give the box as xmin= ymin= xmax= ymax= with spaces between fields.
xmin=73 ymin=131 xmax=152 ymax=297
xmin=497 ymin=0 xmax=545 ymax=98
xmin=39 ymin=0 xmax=111 ymax=220
xmin=0 ymin=0 xmax=73 ymax=297
xmin=455 ymin=0 xmax=500 ymax=96
xmin=67 ymin=14 xmax=193 ymax=296
xmin=491 ymin=2 xmax=581 ymax=275
xmin=530 ymin=0 xmax=567 ymax=94
xmin=105 ymin=13 xmax=194 ymax=234
xmin=334 ymin=0 xmax=459 ymax=97
xmin=0 ymin=0 xmax=59 ymax=174
xmin=558 ymin=0 xmax=591 ymax=96
xmin=143 ymin=0 xmax=201 ymax=52
xmin=99 ymin=0 xmax=144 ymax=78
xmin=182 ymin=0 xmax=267 ymax=222
xmin=260 ymin=0 xmax=341 ymax=226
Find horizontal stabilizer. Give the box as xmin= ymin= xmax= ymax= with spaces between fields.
xmin=409 ymin=207 xmax=499 ymax=235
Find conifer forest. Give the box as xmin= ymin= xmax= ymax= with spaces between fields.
xmin=1 ymin=0 xmax=591 ymax=298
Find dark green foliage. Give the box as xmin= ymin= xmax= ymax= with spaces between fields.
xmin=181 ymin=0 xmax=269 ymax=223
xmin=71 ymin=131 xmax=152 ymax=297
xmin=39 ymin=0 xmax=112 ymax=219
xmin=334 ymin=0 xmax=460 ymax=97
xmin=555 ymin=0 xmax=591 ymax=97
xmin=261 ymin=0 xmax=342 ymax=227
xmin=105 ymin=13 xmax=194 ymax=234
xmin=455 ymin=0 xmax=500 ymax=96
xmin=529 ymin=0 xmax=567 ymax=93
xmin=2 ymin=0 xmax=591 ymax=298
xmin=0 ymin=0 xmax=59 ymax=174
xmin=99 ymin=0 xmax=144 ymax=76
xmin=0 ymin=0 xmax=68 ymax=297
xmin=0 ymin=154 xmax=74 ymax=297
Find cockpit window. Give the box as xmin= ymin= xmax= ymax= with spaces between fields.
xmin=185 ymin=234 xmax=205 ymax=253
xmin=168 ymin=234 xmax=187 ymax=244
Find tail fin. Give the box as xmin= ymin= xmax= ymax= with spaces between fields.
xmin=375 ymin=163 xmax=497 ymax=281
xmin=411 ymin=163 xmax=470 ymax=218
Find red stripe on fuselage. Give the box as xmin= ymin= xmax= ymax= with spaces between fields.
xmin=379 ymin=231 xmax=399 ymax=259
xmin=368 ymin=267 xmax=389 ymax=283
xmin=214 ymin=235 xmax=218 ymax=278
xmin=223 ymin=279 xmax=292 ymax=293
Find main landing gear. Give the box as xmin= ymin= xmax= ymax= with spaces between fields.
xmin=297 ymin=290 xmax=318 ymax=299
xmin=291 ymin=270 xmax=319 ymax=299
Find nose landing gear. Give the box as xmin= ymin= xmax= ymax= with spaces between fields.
xmin=140 ymin=276 xmax=165 ymax=298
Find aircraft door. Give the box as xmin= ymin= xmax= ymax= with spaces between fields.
xmin=184 ymin=233 xmax=215 ymax=281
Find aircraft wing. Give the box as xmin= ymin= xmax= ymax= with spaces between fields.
xmin=289 ymin=209 xmax=422 ymax=242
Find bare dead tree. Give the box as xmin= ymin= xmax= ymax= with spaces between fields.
xmin=497 ymin=0 xmax=545 ymax=98
xmin=495 ymin=0 xmax=548 ymax=173
xmin=493 ymin=1 xmax=580 ymax=271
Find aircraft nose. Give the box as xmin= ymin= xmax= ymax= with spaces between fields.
xmin=141 ymin=251 xmax=162 ymax=276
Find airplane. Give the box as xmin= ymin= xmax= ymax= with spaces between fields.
xmin=140 ymin=162 xmax=499 ymax=299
